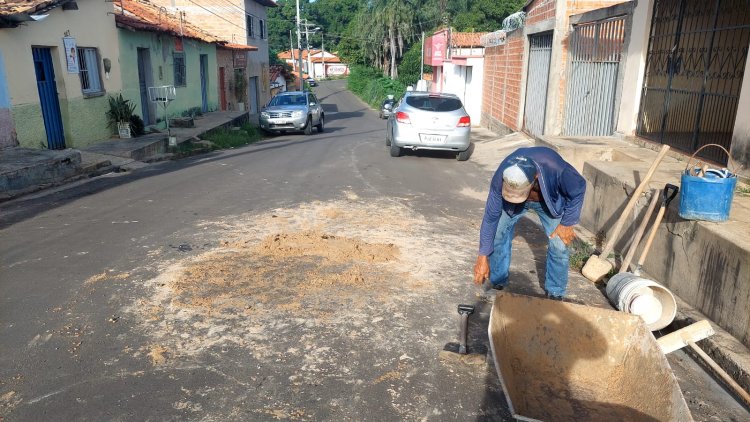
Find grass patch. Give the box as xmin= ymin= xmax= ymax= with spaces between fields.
xmin=568 ymin=238 xmax=595 ymax=271
xmin=736 ymin=183 xmax=750 ymax=197
xmin=202 ymin=123 xmax=263 ymax=150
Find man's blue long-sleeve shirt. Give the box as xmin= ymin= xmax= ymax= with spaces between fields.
xmin=478 ymin=147 xmax=586 ymax=256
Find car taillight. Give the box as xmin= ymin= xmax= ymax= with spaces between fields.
xmin=457 ymin=116 xmax=471 ymax=127
xmin=396 ymin=111 xmax=411 ymax=124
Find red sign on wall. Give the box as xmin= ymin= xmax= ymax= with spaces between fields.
xmin=424 ymin=31 xmax=448 ymax=67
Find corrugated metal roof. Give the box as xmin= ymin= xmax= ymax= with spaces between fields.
xmin=114 ymin=0 xmax=224 ymax=44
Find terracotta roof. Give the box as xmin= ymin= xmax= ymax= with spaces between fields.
xmin=310 ymin=56 xmax=341 ymax=63
xmin=0 ymin=0 xmax=65 ymax=16
xmin=0 ymin=0 xmax=68 ymax=27
xmin=114 ymin=0 xmax=224 ymax=44
xmin=278 ymin=49 xmax=321 ymax=60
xmin=221 ymin=43 xmax=258 ymax=51
xmin=451 ymin=32 xmax=488 ymax=48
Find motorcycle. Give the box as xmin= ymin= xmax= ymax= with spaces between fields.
xmin=379 ymin=98 xmax=395 ymax=119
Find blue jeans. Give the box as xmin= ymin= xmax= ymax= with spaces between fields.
xmin=489 ymin=201 xmax=570 ymax=296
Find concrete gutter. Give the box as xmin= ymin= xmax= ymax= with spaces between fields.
xmin=536 ymin=134 xmax=750 ymax=392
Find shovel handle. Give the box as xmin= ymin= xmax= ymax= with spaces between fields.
xmin=636 ymin=184 xmax=680 ymax=270
xmin=600 ymin=145 xmax=670 ymax=258
xmin=662 ymin=183 xmax=679 ymax=206
xmin=620 ymin=189 xmax=660 ymax=273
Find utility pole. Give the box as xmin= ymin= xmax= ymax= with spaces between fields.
xmin=289 ymin=29 xmax=295 ymax=71
xmin=296 ymin=0 xmax=304 ymax=90
xmin=305 ymin=22 xmax=312 ymax=79
xmin=321 ymin=32 xmax=325 ymax=79
xmin=420 ymin=31 xmax=424 ymax=82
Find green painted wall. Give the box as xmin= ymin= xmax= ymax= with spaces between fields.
xmin=118 ymin=30 xmax=219 ymax=129
xmin=12 ymin=104 xmax=46 ymax=149
xmin=13 ymin=95 xmax=116 ymax=149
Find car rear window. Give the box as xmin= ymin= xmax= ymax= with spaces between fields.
xmin=405 ymin=96 xmax=463 ymax=112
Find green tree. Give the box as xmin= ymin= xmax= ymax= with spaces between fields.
xmin=267 ymin=0 xmax=303 ymax=53
xmin=397 ymin=42 xmax=430 ymax=87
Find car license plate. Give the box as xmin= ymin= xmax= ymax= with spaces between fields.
xmin=276 ymin=119 xmax=288 ymax=124
xmin=420 ymin=134 xmax=446 ymax=144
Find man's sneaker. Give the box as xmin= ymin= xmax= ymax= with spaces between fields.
xmin=546 ymin=292 xmax=563 ymax=301
xmin=483 ymin=282 xmax=505 ymax=292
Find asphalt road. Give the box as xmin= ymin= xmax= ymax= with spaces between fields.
xmin=1 ymin=80 xmax=748 ymax=421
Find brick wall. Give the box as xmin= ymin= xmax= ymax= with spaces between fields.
xmin=481 ymin=31 xmax=524 ymax=134
xmin=481 ymin=0 xmax=629 ymax=135
xmin=526 ymin=0 xmax=557 ymax=26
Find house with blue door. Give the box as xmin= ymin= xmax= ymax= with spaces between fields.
xmin=0 ymin=0 xmax=124 ymax=150
xmin=114 ymin=0 xmax=222 ymax=127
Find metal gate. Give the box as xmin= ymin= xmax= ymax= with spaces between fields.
xmin=637 ymin=0 xmax=750 ymax=164
xmin=524 ymin=33 xmax=553 ymax=137
xmin=564 ymin=16 xmax=626 ymax=136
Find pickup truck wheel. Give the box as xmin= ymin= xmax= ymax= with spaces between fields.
xmin=304 ymin=116 xmax=313 ymax=135
xmin=316 ymin=115 xmax=324 ymax=133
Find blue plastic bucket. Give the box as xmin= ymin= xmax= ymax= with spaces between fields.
xmin=678 ymin=144 xmax=737 ymax=222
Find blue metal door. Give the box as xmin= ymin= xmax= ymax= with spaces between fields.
xmin=32 ymin=47 xmax=65 ymax=149
xmin=199 ymin=54 xmax=208 ymax=113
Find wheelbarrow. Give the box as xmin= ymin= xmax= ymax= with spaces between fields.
xmin=488 ymin=292 xmax=693 ymax=421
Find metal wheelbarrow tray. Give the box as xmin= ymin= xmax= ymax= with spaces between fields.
xmin=489 ymin=292 xmax=692 ymax=421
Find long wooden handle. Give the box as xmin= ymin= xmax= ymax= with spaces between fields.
xmin=600 ymin=144 xmax=670 ymax=257
xmin=620 ymin=190 xmax=659 ymax=273
xmin=688 ymin=341 xmax=750 ymax=407
xmin=637 ymin=206 xmax=666 ymax=269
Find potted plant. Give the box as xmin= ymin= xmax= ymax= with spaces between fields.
xmin=234 ymin=70 xmax=247 ymax=111
xmin=106 ymin=94 xmax=136 ymax=138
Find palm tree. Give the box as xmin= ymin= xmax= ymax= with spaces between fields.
xmin=358 ymin=0 xmax=418 ymax=79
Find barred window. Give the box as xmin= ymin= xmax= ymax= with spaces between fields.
xmin=247 ymin=15 xmax=254 ymax=38
xmin=173 ymin=52 xmax=186 ymax=87
xmin=260 ymin=19 xmax=266 ymax=39
xmin=77 ymin=47 xmax=103 ymax=95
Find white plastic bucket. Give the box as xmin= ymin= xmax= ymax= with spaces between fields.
xmin=606 ymin=273 xmax=677 ymax=331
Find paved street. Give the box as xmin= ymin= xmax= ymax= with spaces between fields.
xmin=1 ymin=80 xmax=748 ymax=421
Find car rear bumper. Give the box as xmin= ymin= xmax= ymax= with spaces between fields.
xmin=392 ymin=125 xmax=471 ymax=151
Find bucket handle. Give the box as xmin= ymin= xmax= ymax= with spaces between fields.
xmin=684 ymin=143 xmax=737 ymax=175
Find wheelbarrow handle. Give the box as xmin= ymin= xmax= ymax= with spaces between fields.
xmin=662 ymin=183 xmax=679 ymax=207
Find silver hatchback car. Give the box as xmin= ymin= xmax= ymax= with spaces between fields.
xmin=385 ymin=92 xmax=472 ymax=161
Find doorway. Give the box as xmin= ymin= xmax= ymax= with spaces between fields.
xmin=32 ymin=47 xmax=65 ymax=149
xmin=200 ymin=54 xmax=209 ymax=113
xmin=248 ymin=76 xmax=259 ymax=114
xmin=137 ymin=48 xmax=156 ymax=125
xmin=524 ymin=33 xmax=553 ymax=137
xmin=219 ymin=67 xmax=227 ymax=111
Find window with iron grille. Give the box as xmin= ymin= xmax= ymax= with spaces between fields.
xmin=173 ymin=52 xmax=186 ymax=87
xmin=247 ymin=15 xmax=254 ymax=38
xmin=260 ymin=19 xmax=266 ymax=39
xmin=77 ymin=47 xmax=103 ymax=95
